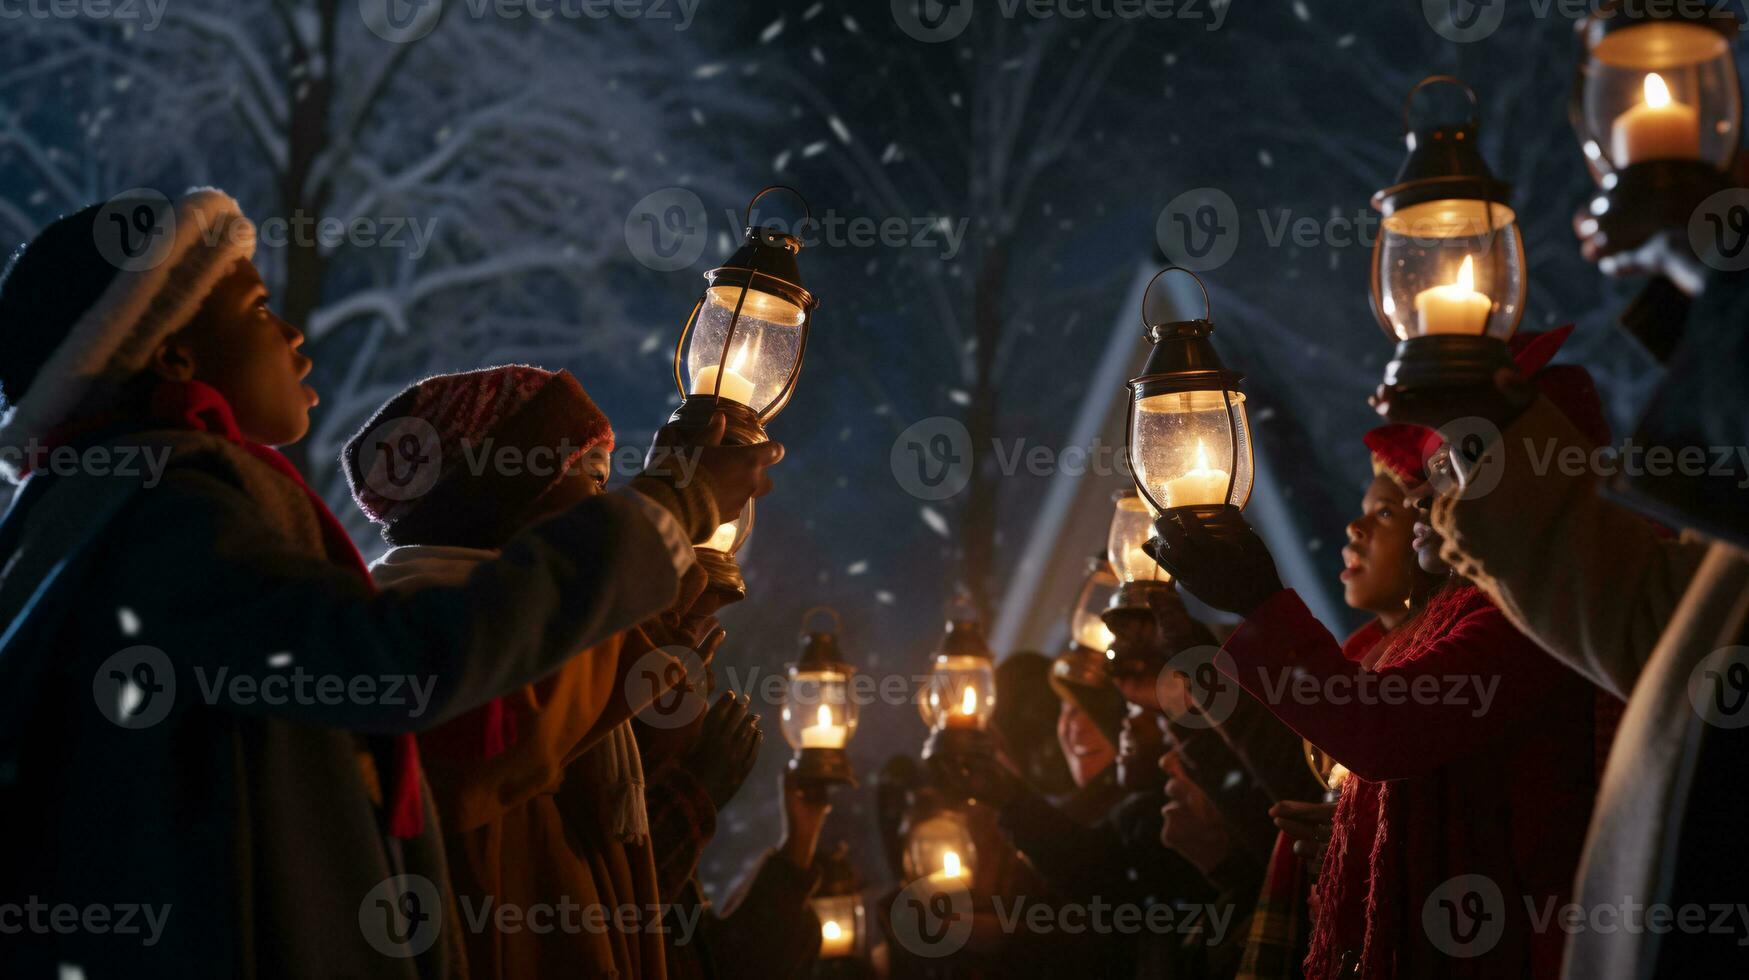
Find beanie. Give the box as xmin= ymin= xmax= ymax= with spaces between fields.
xmin=342 ymin=366 xmax=613 ymax=547
xmin=0 ymin=188 xmax=257 ymax=483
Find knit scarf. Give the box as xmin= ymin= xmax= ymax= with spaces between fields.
xmin=1304 ymin=585 xmax=1489 ymax=979
xmin=36 ymin=380 xmax=427 ymax=839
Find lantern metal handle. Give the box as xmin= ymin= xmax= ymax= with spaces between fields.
xmin=745 ymin=185 xmax=812 ymax=227
xmin=1139 ymin=266 xmax=1211 ymax=334
xmin=1401 ymin=75 xmax=1480 ymax=134
xmin=801 ymin=605 xmax=844 ymax=636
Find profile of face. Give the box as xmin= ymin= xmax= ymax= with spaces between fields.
xmin=1409 ymin=450 xmax=1454 ymax=577
xmin=1340 ymin=473 xmax=1421 ymax=617
xmin=152 ymin=259 xmax=314 ymax=446
xmin=522 ymin=445 xmax=613 ymax=522
xmin=1116 ymin=703 xmax=1167 ymax=793
xmin=1056 ymin=698 xmax=1116 ymax=789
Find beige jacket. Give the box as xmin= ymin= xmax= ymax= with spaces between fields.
xmin=1433 ymin=395 xmax=1749 ymax=980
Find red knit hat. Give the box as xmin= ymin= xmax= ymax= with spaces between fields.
xmin=1365 ymin=326 xmax=1612 ymax=486
xmin=342 ymin=366 xmax=613 ymax=546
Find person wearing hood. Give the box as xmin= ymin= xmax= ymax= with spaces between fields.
xmin=0 ymin=192 xmax=780 ymax=979
xmin=339 ymin=364 xmax=745 ymax=980
xmin=1151 ymin=331 xmax=1615 ymax=980
xmin=1380 ymin=216 xmax=1749 ymax=977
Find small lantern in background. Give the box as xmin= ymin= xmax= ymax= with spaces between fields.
xmin=1067 ymin=552 xmax=1120 ymax=655
xmin=782 ymin=607 xmax=859 ymax=788
xmin=902 ymin=806 xmax=977 ymax=890
xmin=1370 ymin=76 xmax=1526 ymax=395
xmin=670 ymin=186 xmax=818 ymax=446
xmin=1102 ymin=489 xmax=1198 ymax=676
xmin=1572 ymin=5 xmax=1739 ymax=192
xmin=693 ymin=500 xmax=754 ymax=606
xmin=1125 ymin=268 xmax=1255 ymax=541
xmin=810 ymin=842 xmax=867 ymax=965
xmin=919 ymin=606 xmax=997 ymax=761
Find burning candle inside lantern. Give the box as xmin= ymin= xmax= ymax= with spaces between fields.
xmin=819 ymin=916 xmax=853 ymax=957
xmin=799 ymin=704 xmax=845 ymax=749
xmin=1163 ymin=441 xmax=1233 ymax=509
xmin=1412 ymin=255 xmax=1493 ymax=336
xmin=942 ymin=684 xmax=982 ymax=730
xmin=692 ymin=342 xmax=758 ymax=407
xmin=1611 ymin=72 xmax=1702 ymax=166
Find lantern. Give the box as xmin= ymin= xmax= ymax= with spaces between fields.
xmin=811 ymin=842 xmax=867 ymax=963
xmin=1102 ymin=489 xmax=1197 ymax=676
xmin=919 ymin=610 xmax=997 ymax=761
xmin=1303 ymin=739 xmax=1352 ymax=804
xmin=1572 ymin=5 xmax=1739 ymax=189
xmin=902 ymin=808 xmax=977 ymax=889
xmin=1125 ymin=268 xmax=1255 ymax=540
xmin=782 ymin=607 xmax=859 ymax=788
xmin=1370 ymin=76 xmax=1526 ymax=394
xmin=669 ymin=186 xmax=818 ymax=446
xmin=693 ymin=500 xmax=753 ymax=605
xmin=1067 ymin=552 xmax=1120 ymax=655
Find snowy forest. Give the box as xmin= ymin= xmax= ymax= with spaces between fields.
xmin=0 ymin=0 xmax=1689 ymax=897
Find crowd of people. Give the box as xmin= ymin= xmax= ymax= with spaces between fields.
xmin=0 ymin=110 xmax=1743 ymax=980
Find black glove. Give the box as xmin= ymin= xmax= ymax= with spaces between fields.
xmin=1146 ymin=510 xmax=1284 ymax=618
xmin=685 ymin=692 xmax=764 ymax=811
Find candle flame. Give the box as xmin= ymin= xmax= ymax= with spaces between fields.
xmin=822 ymin=920 xmax=844 ymax=941
xmin=1455 ymin=254 xmax=1475 ymax=292
xmin=1645 ymin=72 xmax=1672 ymax=109
xmin=959 ymin=685 xmax=978 ymax=716
xmin=942 ymin=850 xmax=962 ymax=878
xmin=1194 ymin=440 xmax=1211 ymax=471
xmin=816 ymin=704 xmax=833 ymax=727
xmin=729 ymin=343 xmax=750 ymax=373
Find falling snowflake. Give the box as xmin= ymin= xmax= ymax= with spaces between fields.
xmin=920 ymin=507 xmax=950 ymax=538
xmin=760 ymin=18 xmax=784 ymax=43
xmin=117 ymin=607 xmax=141 ymax=637
xmin=802 ymin=140 xmax=828 ymax=158
xmin=828 ymin=116 xmax=852 ymax=144
xmin=847 ymin=560 xmax=870 ymax=576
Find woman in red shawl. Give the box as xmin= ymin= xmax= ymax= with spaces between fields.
xmin=1150 ymin=333 xmax=1615 ymax=979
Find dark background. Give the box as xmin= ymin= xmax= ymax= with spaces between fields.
xmin=0 ymin=0 xmax=1700 ymax=897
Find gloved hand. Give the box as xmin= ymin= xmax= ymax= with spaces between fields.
xmin=684 ymin=691 xmax=764 ymax=811
xmin=1145 ymin=510 xmax=1283 ymax=618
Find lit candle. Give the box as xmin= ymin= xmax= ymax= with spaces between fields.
xmin=1611 ymin=72 xmax=1701 ymax=166
xmin=939 ymin=850 xmax=963 ymax=880
xmin=1076 ymin=618 xmax=1116 ymax=652
xmin=819 ymin=917 xmax=854 ymax=957
xmin=692 ymin=346 xmax=757 ymax=406
xmin=1412 ymin=255 xmax=1492 ymax=336
xmin=705 ymin=521 xmax=737 ymax=552
xmin=1163 ymin=441 xmax=1232 ymax=508
xmin=800 ymin=704 xmax=844 ymax=749
xmin=943 ymin=685 xmax=982 ymax=729
xmin=1328 ymin=762 xmax=1351 ymax=791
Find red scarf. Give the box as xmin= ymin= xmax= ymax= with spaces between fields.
xmin=42 ymin=381 xmax=427 ymax=839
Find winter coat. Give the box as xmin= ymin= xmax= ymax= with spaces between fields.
xmin=370 ymin=544 xmax=689 ymax=980
xmin=1433 ymin=392 xmax=1749 ymax=980
xmin=0 ymin=422 xmax=687 ymax=979
xmin=1218 ymin=586 xmax=1604 ymax=979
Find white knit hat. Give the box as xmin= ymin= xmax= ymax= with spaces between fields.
xmin=0 ymin=188 xmax=257 ymax=483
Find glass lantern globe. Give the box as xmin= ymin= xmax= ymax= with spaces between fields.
xmin=1068 ymin=554 xmax=1120 ymax=654
xmin=670 ymin=186 xmax=819 ymax=445
xmin=1573 ymin=9 xmax=1740 ymax=181
xmin=1371 ymin=76 xmax=1526 ymax=392
xmin=695 ymin=500 xmax=754 ymax=605
xmin=812 ymin=893 xmax=865 ymax=959
xmin=1125 ymin=269 xmax=1255 ymax=536
xmin=903 ymin=810 xmax=977 ymax=886
xmin=1107 ymin=490 xmax=1171 ymax=589
xmin=917 ymin=613 xmax=997 ymax=756
xmin=782 ymin=608 xmax=859 ymax=787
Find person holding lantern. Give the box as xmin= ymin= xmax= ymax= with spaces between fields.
xmin=1148 ymin=333 xmax=1615 ymax=980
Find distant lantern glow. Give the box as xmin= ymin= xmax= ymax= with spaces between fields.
xmin=942 ymin=850 xmax=963 ymax=879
